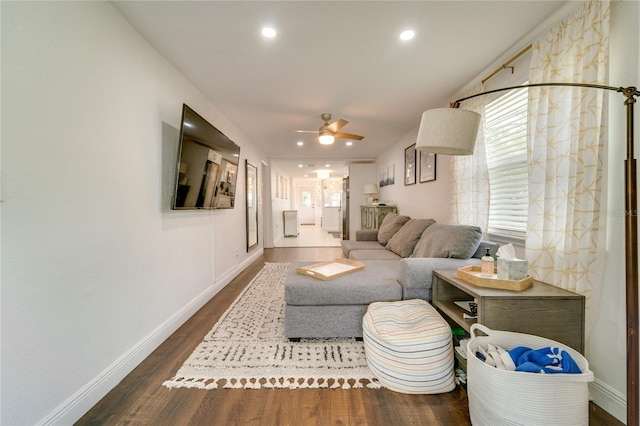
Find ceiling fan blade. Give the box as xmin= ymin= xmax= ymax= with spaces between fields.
xmin=334 ymin=131 xmax=364 ymax=141
xmin=327 ymin=119 xmax=348 ymax=133
xmin=295 ymin=130 xmax=319 ymax=133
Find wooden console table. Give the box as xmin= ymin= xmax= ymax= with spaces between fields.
xmin=432 ymin=270 xmax=585 ymax=369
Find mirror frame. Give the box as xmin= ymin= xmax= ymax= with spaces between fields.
xmin=245 ymin=160 xmax=258 ymax=251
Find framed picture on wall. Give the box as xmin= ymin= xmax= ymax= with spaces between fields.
xmin=419 ymin=151 xmax=437 ymax=183
xmin=404 ymin=144 xmax=416 ymax=186
xmin=379 ymin=164 xmax=395 ymax=187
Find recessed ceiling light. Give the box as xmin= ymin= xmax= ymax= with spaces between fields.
xmin=262 ymin=27 xmax=277 ymax=38
xmin=298 ymin=164 xmax=303 ymax=168
xmin=400 ymin=30 xmax=415 ymax=41
xmin=325 ymin=164 xmax=330 ymax=167
xmin=297 ymin=141 xmax=304 ymax=146
xmin=346 ymin=141 xmax=353 ymax=146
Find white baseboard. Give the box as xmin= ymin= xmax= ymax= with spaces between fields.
xmin=38 ymin=248 xmax=264 ymax=426
xmin=590 ymin=377 xmax=626 ymax=424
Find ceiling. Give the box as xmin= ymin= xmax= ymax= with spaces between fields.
xmin=112 ymin=1 xmax=569 ymax=179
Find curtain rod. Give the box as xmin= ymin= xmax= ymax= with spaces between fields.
xmin=481 ymin=44 xmax=532 ymax=85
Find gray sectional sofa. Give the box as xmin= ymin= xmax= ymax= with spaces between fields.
xmin=284 ymin=213 xmax=499 ymax=338
xmin=342 ymin=213 xmax=499 ymax=301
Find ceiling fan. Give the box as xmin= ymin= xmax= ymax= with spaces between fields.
xmin=297 ymin=113 xmax=365 ymax=145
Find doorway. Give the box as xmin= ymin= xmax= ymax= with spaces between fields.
xmin=299 ymin=187 xmax=315 ymax=225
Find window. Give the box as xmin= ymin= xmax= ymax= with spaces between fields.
xmin=484 ymin=86 xmax=528 ymax=240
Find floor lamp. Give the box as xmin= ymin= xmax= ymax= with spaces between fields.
xmin=415 ymin=82 xmax=640 ymax=426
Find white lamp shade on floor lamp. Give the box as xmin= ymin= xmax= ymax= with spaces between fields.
xmin=415 ymin=108 xmax=481 ymax=155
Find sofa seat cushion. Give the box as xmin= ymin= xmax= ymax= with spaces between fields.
xmin=349 ymin=249 xmax=402 ymax=261
xmin=377 ymin=213 xmax=411 ymax=245
xmin=386 ymin=218 xmax=436 ymax=258
xmin=412 ymin=223 xmax=483 ymax=259
xmin=285 ymin=261 xmax=401 ymax=306
xmin=341 ymin=240 xmax=386 ymax=258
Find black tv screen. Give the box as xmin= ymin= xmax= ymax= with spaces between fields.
xmin=173 ymin=104 xmax=241 ymax=209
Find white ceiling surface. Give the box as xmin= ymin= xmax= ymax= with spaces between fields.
xmin=113 ymin=1 xmax=567 ymax=178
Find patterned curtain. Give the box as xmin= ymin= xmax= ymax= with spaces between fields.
xmin=526 ymin=0 xmax=610 ymax=334
xmin=449 ymin=84 xmax=489 ymax=233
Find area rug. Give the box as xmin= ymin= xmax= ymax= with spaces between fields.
xmin=163 ymin=262 xmax=380 ymax=390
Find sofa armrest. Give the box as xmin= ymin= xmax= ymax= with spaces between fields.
xmin=397 ymin=257 xmax=481 ymax=301
xmin=355 ymin=229 xmax=379 ymax=241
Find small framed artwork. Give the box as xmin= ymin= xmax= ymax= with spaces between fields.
xmin=404 ymin=144 xmax=416 ymax=186
xmin=419 ymin=151 xmax=437 ymax=183
xmin=379 ymin=164 xmax=395 ymax=187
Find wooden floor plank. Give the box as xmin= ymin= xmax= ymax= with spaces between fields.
xmin=76 ymin=247 xmax=622 ymax=426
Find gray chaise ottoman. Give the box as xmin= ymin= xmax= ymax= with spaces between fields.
xmin=284 ymin=261 xmax=402 ymax=338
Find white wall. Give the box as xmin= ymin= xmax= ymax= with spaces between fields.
xmin=1 ymin=2 xmax=264 ymax=424
xmin=376 ymin=128 xmax=451 ymax=223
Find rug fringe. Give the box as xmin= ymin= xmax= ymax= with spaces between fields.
xmin=366 ymin=380 xmax=382 ymax=389
xmin=163 ymin=376 xmax=382 ymax=391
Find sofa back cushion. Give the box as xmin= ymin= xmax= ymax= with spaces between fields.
xmin=377 ymin=213 xmax=411 ymax=245
xmin=386 ymin=219 xmax=437 ymax=258
xmin=411 ymin=223 xmax=483 ymax=259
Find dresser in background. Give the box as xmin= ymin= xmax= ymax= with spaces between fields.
xmin=360 ymin=205 xmax=397 ymax=230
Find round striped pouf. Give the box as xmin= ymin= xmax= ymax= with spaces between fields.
xmin=362 ymin=299 xmax=456 ymax=394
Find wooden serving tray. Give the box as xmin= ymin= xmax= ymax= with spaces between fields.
xmin=456 ymin=265 xmax=533 ymax=291
xmin=296 ymin=259 xmax=365 ymax=281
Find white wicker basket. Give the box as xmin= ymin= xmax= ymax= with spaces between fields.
xmin=467 ymin=324 xmax=594 ymax=426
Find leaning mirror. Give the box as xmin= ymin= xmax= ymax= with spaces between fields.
xmin=246 ymin=160 xmax=258 ymax=251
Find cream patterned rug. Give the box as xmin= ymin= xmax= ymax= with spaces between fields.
xmin=163 ymin=262 xmax=380 ymax=390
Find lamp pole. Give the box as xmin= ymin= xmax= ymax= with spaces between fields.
xmin=454 ymin=83 xmax=639 ymax=426
xmin=623 ymin=86 xmax=639 ymax=426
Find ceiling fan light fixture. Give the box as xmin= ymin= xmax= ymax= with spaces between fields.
xmin=319 ymin=133 xmax=335 ymax=145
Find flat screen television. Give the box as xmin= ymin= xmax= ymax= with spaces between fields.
xmin=173 ymin=104 xmax=241 ymax=210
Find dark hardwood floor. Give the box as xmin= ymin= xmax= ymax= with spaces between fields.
xmin=77 ymin=247 xmax=622 ymax=426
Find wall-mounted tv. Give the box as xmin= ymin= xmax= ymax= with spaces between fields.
xmin=173 ymin=104 xmax=241 ymax=210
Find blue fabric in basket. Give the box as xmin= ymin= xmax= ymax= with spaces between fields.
xmin=475 ymin=344 xmax=582 ymax=374
xmin=509 ymin=346 xmax=581 ymax=374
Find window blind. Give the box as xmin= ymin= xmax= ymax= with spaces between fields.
xmin=484 ymin=87 xmax=528 ymax=240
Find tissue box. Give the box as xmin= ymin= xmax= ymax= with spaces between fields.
xmin=497 ymin=258 xmax=528 ymax=280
